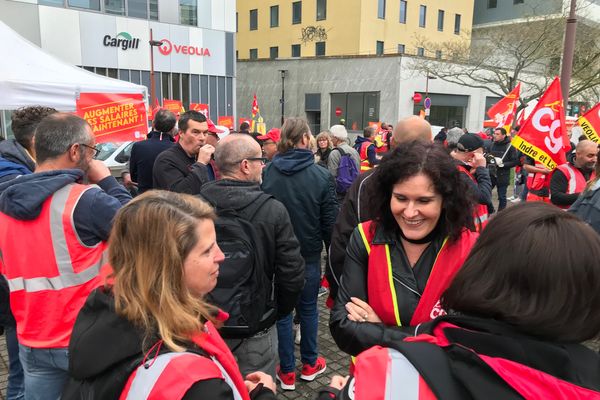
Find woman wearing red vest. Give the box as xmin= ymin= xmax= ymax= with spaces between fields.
xmin=319 ymin=203 xmax=600 ymax=399
xmin=330 ymin=141 xmax=478 ymax=357
xmin=63 ymin=191 xmax=276 ymax=399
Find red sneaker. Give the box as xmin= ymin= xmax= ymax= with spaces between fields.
xmin=300 ymin=356 xmax=327 ymax=381
xmin=276 ymin=366 xmax=296 ymax=390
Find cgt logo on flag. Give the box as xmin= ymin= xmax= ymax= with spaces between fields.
xmin=532 ymin=100 xmax=564 ymax=154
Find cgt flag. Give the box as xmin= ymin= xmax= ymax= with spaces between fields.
xmin=579 ymin=102 xmax=600 ymax=143
xmin=487 ymin=83 xmax=521 ymax=133
xmin=511 ymin=77 xmax=568 ymax=170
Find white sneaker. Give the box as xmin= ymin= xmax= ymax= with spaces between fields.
xmin=294 ymin=324 xmax=301 ymax=345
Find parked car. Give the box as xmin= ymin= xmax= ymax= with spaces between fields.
xmin=96 ymin=141 xmax=133 ymax=179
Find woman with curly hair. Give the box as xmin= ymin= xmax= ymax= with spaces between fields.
xmin=330 ymin=141 xmax=478 ymax=356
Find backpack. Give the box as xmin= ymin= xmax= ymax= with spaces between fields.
xmin=205 ymin=194 xmax=275 ymax=339
xmin=335 ymin=147 xmax=359 ymax=194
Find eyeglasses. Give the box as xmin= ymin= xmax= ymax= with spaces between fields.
xmin=79 ymin=143 xmax=101 ymax=158
xmin=236 ymin=157 xmax=268 ymax=165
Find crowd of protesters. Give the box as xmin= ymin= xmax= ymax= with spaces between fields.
xmin=0 ymin=106 xmax=599 ymax=400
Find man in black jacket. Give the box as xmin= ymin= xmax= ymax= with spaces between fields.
xmin=488 ymin=128 xmax=519 ymax=211
xmin=199 ymin=134 xmax=304 ymax=380
xmin=153 ymin=110 xmax=215 ymax=193
xmin=327 ymin=116 xmax=432 ymax=302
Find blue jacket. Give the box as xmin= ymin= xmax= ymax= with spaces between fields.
xmin=0 ymin=156 xmax=31 ymax=183
xmin=353 ymin=136 xmax=379 ymax=167
xmin=0 ymin=139 xmax=35 ymax=173
xmin=262 ymin=149 xmax=339 ymax=262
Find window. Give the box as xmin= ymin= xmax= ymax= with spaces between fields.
xmin=270 ymin=46 xmax=279 ymax=59
xmin=398 ymin=44 xmax=405 ymax=54
xmin=180 ymin=0 xmax=197 ymax=26
xmin=454 ymin=14 xmax=461 ymax=34
xmin=39 ymin=0 xmax=64 ymax=7
xmin=149 ymin=0 xmax=158 ymax=20
xmin=488 ymin=0 xmax=497 ymax=8
xmin=291 ymin=44 xmax=301 ymax=57
xmin=330 ymin=92 xmax=380 ymax=132
xmin=249 ymin=48 xmax=258 ymax=59
xmin=437 ymin=9 xmax=444 ymax=31
xmin=68 ymin=0 xmax=100 ymax=11
xmin=376 ymin=41 xmax=384 ymax=55
xmin=417 ymin=47 xmax=425 ymax=56
xmin=315 ymin=41 xmax=326 ymax=56
xmin=419 ymin=5 xmax=426 ymax=27
xmin=292 ymin=1 xmax=302 ymax=24
xmin=378 ymin=0 xmax=386 ymax=19
xmin=127 ymin=0 xmax=147 ymax=18
xmin=436 ymin=50 xmax=442 ymax=59
xmin=514 ymin=0 xmax=524 ymax=3
xmin=317 ymin=0 xmax=326 ymax=20
xmin=270 ymin=5 xmax=279 ymax=27
xmin=399 ymin=0 xmax=407 ymax=23
xmin=103 ymin=0 xmax=124 ymax=14
xmin=250 ymin=9 xmax=258 ymax=30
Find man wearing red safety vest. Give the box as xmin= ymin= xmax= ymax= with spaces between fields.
xmin=450 ymin=133 xmax=492 ymax=230
xmin=353 ymin=126 xmax=380 ymax=172
xmin=523 ymin=156 xmax=552 ymax=202
xmin=550 ymin=140 xmax=597 ymax=209
xmin=0 ymin=113 xmax=131 ymax=400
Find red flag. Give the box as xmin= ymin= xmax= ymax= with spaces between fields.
xmin=487 ymin=83 xmax=521 ymax=133
xmin=512 ymin=77 xmax=568 ymax=170
xmin=578 ymin=102 xmax=600 ymax=143
xmin=148 ymin=97 xmax=161 ymax=121
xmin=251 ymin=94 xmax=260 ymax=119
xmin=163 ymin=99 xmax=184 ymax=116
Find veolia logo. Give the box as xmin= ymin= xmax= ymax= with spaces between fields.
xmin=157 ymin=38 xmax=211 ymax=57
xmin=103 ymin=32 xmax=140 ymax=51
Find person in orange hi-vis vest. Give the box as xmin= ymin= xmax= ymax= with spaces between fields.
xmin=550 ymin=140 xmax=597 ymax=209
xmin=63 ymin=192 xmax=276 ymax=400
xmin=330 ymin=141 xmax=478 ymax=358
xmin=353 ymin=126 xmax=380 ymax=171
xmin=0 ymin=113 xmax=132 ymax=400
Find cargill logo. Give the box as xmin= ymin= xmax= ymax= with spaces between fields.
xmin=103 ymin=32 xmax=140 ymax=51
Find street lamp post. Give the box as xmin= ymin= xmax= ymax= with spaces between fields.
xmin=279 ymin=69 xmax=287 ymax=126
xmin=424 ymin=74 xmax=436 ymax=121
xmin=560 ymin=0 xmax=577 ymax=107
xmin=149 ymin=29 xmax=164 ymax=109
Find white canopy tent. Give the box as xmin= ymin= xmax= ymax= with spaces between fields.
xmin=0 ymin=21 xmax=147 ymax=136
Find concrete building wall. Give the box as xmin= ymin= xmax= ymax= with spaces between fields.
xmin=473 ymin=0 xmax=562 ymax=26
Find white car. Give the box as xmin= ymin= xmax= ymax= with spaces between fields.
xmin=96 ymin=141 xmax=133 ymax=179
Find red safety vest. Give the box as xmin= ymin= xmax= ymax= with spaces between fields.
xmin=357 ymin=221 xmax=477 ymax=327
xmin=526 ymin=161 xmax=551 ymax=196
xmin=353 ymin=322 xmax=600 ymax=399
xmin=456 ymin=165 xmax=489 ymax=231
xmin=120 ymin=319 xmax=250 ymax=400
xmin=359 ymin=141 xmax=373 ymax=171
xmin=374 ymin=131 xmax=389 ymax=154
xmin=554 ymin=164 xmax=595 ymax=209
xmin=0 ymin=183 xmax=109 ymax=348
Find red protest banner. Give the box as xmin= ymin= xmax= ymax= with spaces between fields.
xmin=190 ymin=103 xmax=209 ymax=117
xmin=77 ymin=93 xmax=147 ymax=143
xmin=163 ymin=99 xmax=184 ymax=115
xmin=511 ymin=77 xmax=568 ymax=170
xmin=487 ymin=83 xmax=520 ymax=133
xmin=238 ymin=117 xmax=252 ymax=130
xmin=579 ymin=102 xmax=600 ymax=143
xmin=218 ymin=116 xmax=234 ymax=129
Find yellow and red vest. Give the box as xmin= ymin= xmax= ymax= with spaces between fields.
xmin=120 ymin=319 xmax=250 ymax=400
xmin=456 ymin=165 xmax=489 ymax=232
xmin=358 ymin=221 xmax=477 ymax=327
xmin=359 ymin=141 xmax=373 ymax=172
xmin=553 ymin=164 xmax=595 ymax=209
xmin=0 ymin=183 xmax=109 ymax=348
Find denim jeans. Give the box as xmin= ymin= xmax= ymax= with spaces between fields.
xmin=225 ymin=325 xmax=278 ymax=380
xmin=5 ymin=326 xmax=24 ymax=400
xmin=277 ymin=259 xmax=320 ymax=373
xmin=496 ymin=184 xmax=508 ymax=211
xmin=18 ymin=345 xmax=69 ymax=400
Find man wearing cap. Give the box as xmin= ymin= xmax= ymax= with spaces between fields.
xmin=258 ymin=128 xmax=281 ymax=161
xmin=451 ymin=133 xmax=493 ymax=230
xmin=327 ymin=125 xmax=360 ymax=200
xmin=128 ymin=109 xmax=177 ymax=194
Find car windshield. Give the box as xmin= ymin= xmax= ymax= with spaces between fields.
xmin=95 ymin=142 xmax=121 ymax=161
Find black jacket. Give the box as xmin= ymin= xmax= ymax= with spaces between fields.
xmin=487 ymin=137 xmax=519 ymax=186
xmin=550 ymin=162 xmax=594 ymax=207
xmin=129 ymin=132 xmax=175 ymax=193
xmin=153 ymin=144 xmax=209 ymax=194
xmin=199 ymin=179 xmax=305 ymax=320
xmin=456 ymin=162 xmax=493 ymax=208
xmin=262 ymin=149 xmax=339 ymax=263
xmin=63 ymin=288 xmax=275 ymax=400
xmin=328 ymin=170 xmax=375 ymax=300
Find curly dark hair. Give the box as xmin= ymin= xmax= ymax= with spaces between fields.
xmin=11 ymin=106 xmax=58 ymax=151
xmin=368 ymin=141 xmax=475 ymax=242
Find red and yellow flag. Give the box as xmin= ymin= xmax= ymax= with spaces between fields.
xmin=578 ymin=102 xmax=600 ymax=143
xmin=487 ymin=83 xmax=521 ymax=133
xmin=511 ymin=77 xmax=568 ymax=170
xmin=251 ymin=94 xmax=261 ymax=132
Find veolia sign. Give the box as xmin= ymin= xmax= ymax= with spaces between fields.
xmin=157 ymin=38 xmax=211 ymax=57
xmin=103 ymin=32 xmax=140 ymax=50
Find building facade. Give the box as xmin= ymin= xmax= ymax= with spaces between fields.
xmin=0 ymin=0 xmax=236 ymax=137
xmin=236 ymin=0 xmax=474 ymax=60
